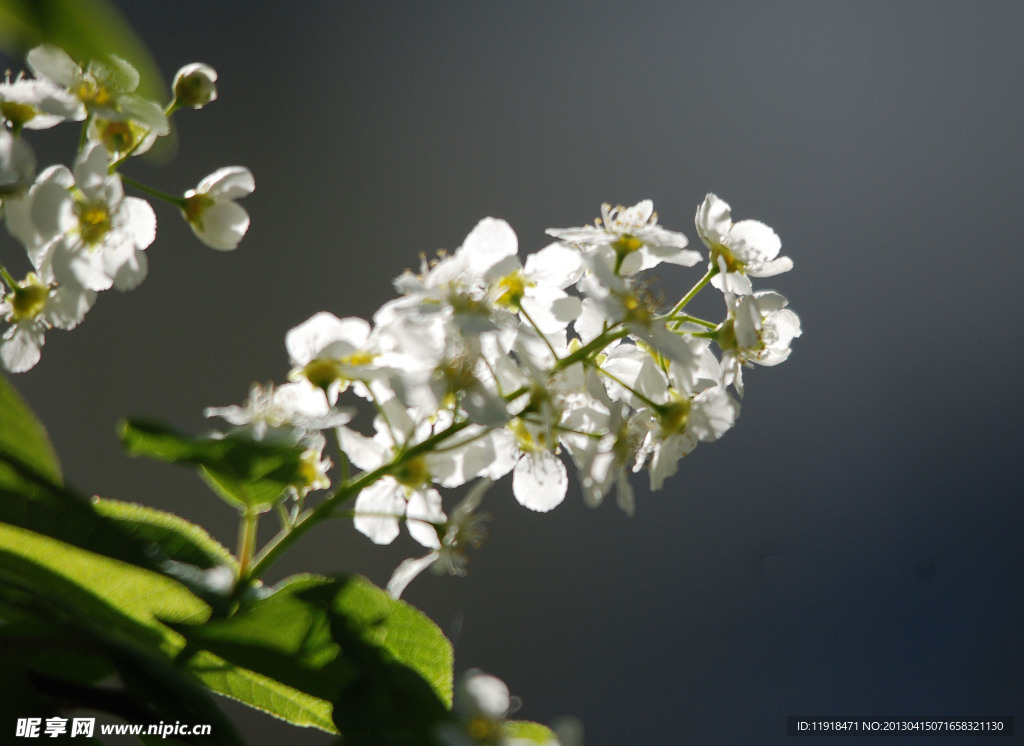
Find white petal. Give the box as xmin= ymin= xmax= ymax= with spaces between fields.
xmin=386 ymin=552 xmax=439 ymax=599
xmin=336 ymin=425 xmax=390 ymax=471
xmin=198 ymin=166 xmax=254 ymax=200
xmin=109 ymin=246 xmax=148 ymax=291
xmin=512 ymin=451 xmax=567 ymax=512
xmin=353 ymin=479 xmax=405 ymax=545
xmin=406 ymin=488 xmax=445 ymax=548
xmin=695 ymin=193 xmax=732 ymax=245
xmin=520 ymin=285 xmax=579 ymax=335
xmin=1 ymin=322 xmax=45 ymax=373
xmin=748 ymin=256 xmax=794 ymax=277
xmin=649 ymin=433 xmax=696 ymax=491
xmin=192 ymin=201 xmax=249 ymax=250
xmin=523 ymin=242 xmax=583 ymax=288
xmin=729 ymin=219 xmax=781 ymax=263
xmin=124 ymin=197 xmax=157 ymax=249
xmin=54 ymin=243 xmax=112 ymax=291
xmin=459 ymin=217 xmax=518 ymax=279
xmin=286 ymin=312 xmax=369 ymax=365
xmin=26 ymin=45 xmax=80 ymax=88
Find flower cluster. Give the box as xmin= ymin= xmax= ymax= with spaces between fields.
xmin=1 ymin=45 xmax=253 ymax=372
xmin=204 ymin=196 xmax=800 ymax=598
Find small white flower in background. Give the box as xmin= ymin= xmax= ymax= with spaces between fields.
xmin=387 ymin=217 xmax=521 ymax=337
xmin=717 ymin=291 xmax=802 ymax=395
xmin=437 ymin=669 xmax=511 ymax=746
xmin=437 ymin=669 xmax=576 ymax=746
xmin=25 ymin=44 xmax=168 ymax=137
xmin=183 ymin=166 xmax=254 ymax=250
xmin=695 ymin=193 xmax=792 ymax=295
xmin=0 ymin=75 xmax=81 ymax=132
xmin=204 ymin=380 xmax=352 ymax=443
xmin=172 ymin=63 xmax=218 ymax=110
xmin=387 ymin=479 xmax=492 ymax=599
xmin=548 ymin=199 xmax=701 ymax=276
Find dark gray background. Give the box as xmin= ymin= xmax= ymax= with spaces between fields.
xmin=6 ymin=2 xmax=1023 ymax=744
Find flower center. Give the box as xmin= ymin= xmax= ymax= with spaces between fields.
xmin=0 ymin=101 xmax=38 ymax=131
xmin=184 ymin=193 xmax=214 ymax=227
xmin=301 ymin=358 xmax=344 ymax=390
xmin=75 ymin=77 xmax=114 ymax=109
xmin=76 ymin=201 xmax=112 ymax=245
xmin=611 ymin=234 xmax=643 ymax=256
xmin=711 ymin=243 xmax=746 ymax=274
xmin=96 ymin=119 xmax=138 ymax=153
xmin=494 ymin=270 xmax=526 ymax=309
xmin=9 ymin=274 xmax=50 ymax=322
xmin=659 ymin=398 xmax=691 ymax=435
xmin=395 ymin=456 xmax=431 ymax=490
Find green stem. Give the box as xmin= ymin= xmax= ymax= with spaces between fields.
xmin=248 ymin=418 xmax=471 ymax=579
xmin=0 ymin=264 xmax=17 ymax=290
xmin=553 ymin=327 xmax=629 ymax=372
xmin=586 ymin=357 xmax=663 ymax=410
xmin=236 ymin=508 xmax=259 ymax=583
xmin=77 ymin=115 xmax=92 ymax=155
xmin=518 ymin=304 xmax=560 ymax=361
xmin=664 ymin=313 xmax=718 ymax=329
xmin=119 ymin=174 xmax=188 ymax=209
xmin=665 ymin=265 xmax=718 ymax=322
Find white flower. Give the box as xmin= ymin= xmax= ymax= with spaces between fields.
xmin=436 ymin=669 xmax=511 ymax=746
xmin=26 ymin=143 xmax=157 ymax=292
xmin=575 ymin=247 xmax=700 ymax=368
xmin=386 ymin=479 xmax=491 ymax=599
xmin=695 ymin=193 xmax=792 ymax=295
xmin=172 ymin=63 xmax=218 ymax=109
xmin=636 ymin=385 xmax=740 ymax=491
xmin=717 ymin=291 xmax=802 ymax=395
xmin=204 ymin=380 xmax=351 ymax=443
xmin=285 ymin=312 xmax=389 ymax=403
xmin=384 ymin=217 xmax=521 ymax=339
xmin=0 ymin=265 xmax=94 ymax=373
xmin=548 ymin=199 xmax=701 ymax=276
xmin=183 ymin=166 xmax=254 ymax=250
xmin=25 ymin=45 xmax=168 ymax=136
xmin=352 ymin=477 xmax=446 ymax=548
xmin=0 ymin=75 xmax=81 ymax=131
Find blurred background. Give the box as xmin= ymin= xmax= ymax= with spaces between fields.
xmin=4 ymin=1 xmax=1023 ymax=743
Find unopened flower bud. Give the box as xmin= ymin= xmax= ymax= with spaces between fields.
xmin=172 ymin=63 xmax=218 ymax=109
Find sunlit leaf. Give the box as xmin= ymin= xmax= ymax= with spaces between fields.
xmin=171 ymin=574 xmax=454 ymax=740
xmin=120 ymin=419 xmax=305 ymax=511
xmin=0 ymin=372 xmax=61 ymax=485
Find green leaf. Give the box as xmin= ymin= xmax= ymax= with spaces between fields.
xmin=504 ymin=720 xmax=559 ymax=743
xmin=121 ymin=419 xmax=306 ymax=511
xmin=92 ymin=497 xmax=238 ymax=571
xmin=0 ymin=455 xmax=162 ymax=572
xmin=0 ymin=372 xmax=61 ymax=485
xmin=92 ymin=497 xmax=240 ymax=613
xmin=171 ymin=574 xmax=454 ymax=741
xmin=0 ymin=522 xmax=244 ymax=744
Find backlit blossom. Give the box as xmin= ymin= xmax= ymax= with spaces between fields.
xmin=183 ymin=166 xmax=254 ymax=250
xmin=548 ymin=199 xmax=701 ymax=276
xmin=717 ymin=291 xmax=802 ymax=395
xmin=695 ymin=193 xmax=792 ymax=295
xmin=26 ymin=44 xmax=168 ymax=137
